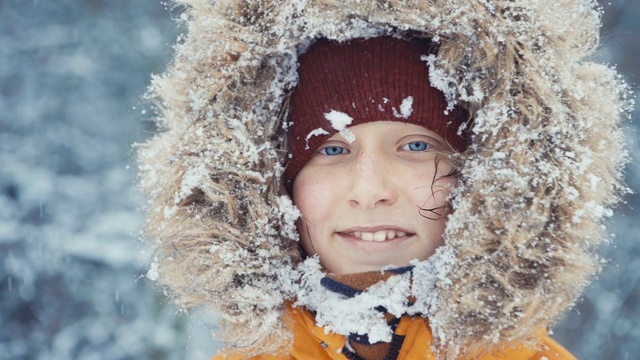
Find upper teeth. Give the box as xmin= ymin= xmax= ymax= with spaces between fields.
xmin=352 ymin=230 xmax=407 ymax=242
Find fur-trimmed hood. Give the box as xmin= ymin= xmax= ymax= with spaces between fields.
xmin=138 ymin=0 xmax=631 ymax=358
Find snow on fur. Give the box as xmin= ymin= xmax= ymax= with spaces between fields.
xmin=138 ymin=0 xmax=632 ymax=358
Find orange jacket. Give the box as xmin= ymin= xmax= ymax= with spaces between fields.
xmin=213 ymin=304 xmax=576 ymax=360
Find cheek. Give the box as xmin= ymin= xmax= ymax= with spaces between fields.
xmin=407 ymin=169 xmax=442 ymax=193
xmin=406 ymin=165 xmax=457 ymax=211
xmin=293 ymin=162 xmax=345 ymax=214
xmin=430 ymin=176 xmax=457 ymax=205
xmin=292 ymin=168 xmax=339 ymax=250
xmin=293 ymin=174 xmax=328 ymax=220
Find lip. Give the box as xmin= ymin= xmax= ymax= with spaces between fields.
xmin=338 ymin=225 xmax=414 ymax=234
xmin=335 ymin=233 xmax=415 ymax=251
xmin=336 ymin=225 xmax=416 ymax=244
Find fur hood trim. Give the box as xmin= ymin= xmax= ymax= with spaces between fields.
xmin=138 ymin=0 xmax=631 ymax=357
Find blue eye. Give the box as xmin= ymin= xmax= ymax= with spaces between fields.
xmin=320 ymin=146 xmax=347 ymax=156
xmin=403 ymin=141 xmax=430 ymax=151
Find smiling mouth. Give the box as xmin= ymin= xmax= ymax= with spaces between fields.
xmin=345 ymin=230 xmax=410 ymax=242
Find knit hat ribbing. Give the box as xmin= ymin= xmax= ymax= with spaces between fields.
xmin=284 ymin=37 xmax=468 ymax=188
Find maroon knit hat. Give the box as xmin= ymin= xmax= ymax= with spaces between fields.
xmin=284 ymin=37 xmax=468 ymax=189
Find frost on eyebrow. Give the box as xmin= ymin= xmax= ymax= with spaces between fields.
xmin=392 ymin=96 xmax=414 ymax=119
xmin=305 ymin=128 xmax=330 ymax=149
xmin=324 ymin=109 xmax=355 ymax=143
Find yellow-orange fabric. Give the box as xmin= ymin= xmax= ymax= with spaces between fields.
xmin=212 ymin=304 xmax=576 ymax=360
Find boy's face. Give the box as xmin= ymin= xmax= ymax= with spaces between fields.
xmin=292 ymin=121 xmax=456 ymax=275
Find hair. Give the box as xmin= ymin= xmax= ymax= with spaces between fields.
xmin=419 ymin=152 xmax=461 ymax=221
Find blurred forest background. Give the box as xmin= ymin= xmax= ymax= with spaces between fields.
xmin=0 ymin=1 xmax=637 ymax=359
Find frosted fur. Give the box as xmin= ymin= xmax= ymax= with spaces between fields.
xmin=137 ymin=0 xmax=632 ymax=358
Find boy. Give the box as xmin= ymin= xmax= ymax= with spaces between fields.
xmin=139 ymin=1 xmax=630 ymax=359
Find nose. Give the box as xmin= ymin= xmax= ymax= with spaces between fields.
xmin=346 ymin=152 xmax=398 ymax=209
